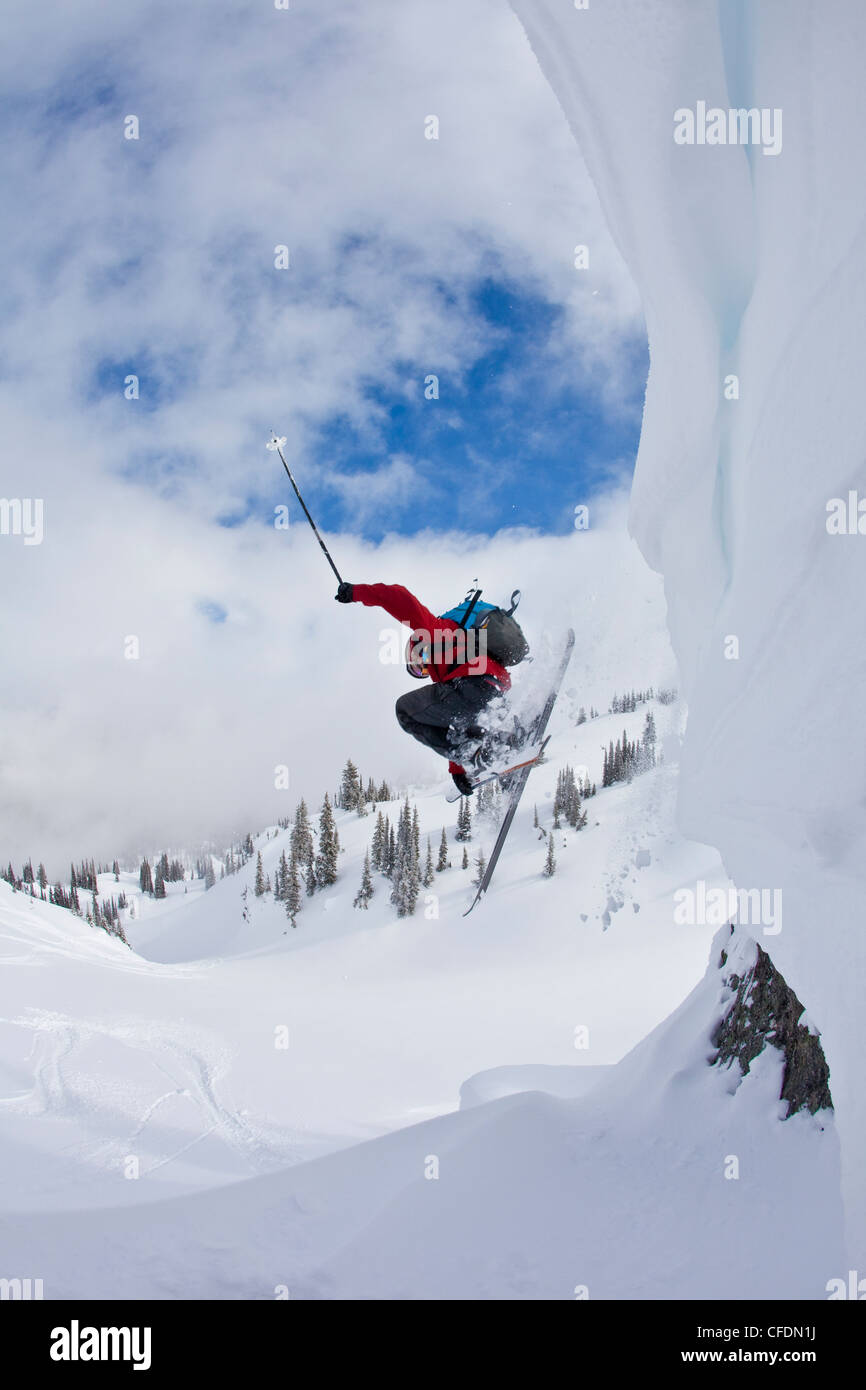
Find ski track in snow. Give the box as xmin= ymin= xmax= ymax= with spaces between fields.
xmin=0 ymin=1007 xmax=307 ymax=1183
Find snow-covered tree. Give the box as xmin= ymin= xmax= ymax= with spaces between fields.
xmin=315 ymin=794 xmax=339 ymax=887
xmin=554 ymin=766 xmax=587 ymax=830
xmin=354 ymin=851 xmax=374 ymax=910
xmin=423 ymin=838 xmax=434 ymax=888
xmin=291 ymin=799 xmax=314 ymax=866
xmin=390 ymin=799 xmax=420 ymax=917
xmin=275 ymin=850 xmax=289 ymax=902
xmin=284 ymin=852 xmax=302 ymax=926
xmin=455 ymin=797 xmax=472 ymax=842
xmin=473 ymin=848 xmax=487 ymax=888
xmin=254 ymin=851 xmax=266 ymax=897
xmin=544 ymin=836 xmax=556 ymax=878
xmin=437 ymin=827 xmax=448 ymax=872
xmin=339 ymin=759 xmax=362 ymax=812
xmin=371 ymin=811 xmax=388 ymax=872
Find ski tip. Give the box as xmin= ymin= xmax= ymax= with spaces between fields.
xmin=463 ymin=890 xmax=485 ymax=918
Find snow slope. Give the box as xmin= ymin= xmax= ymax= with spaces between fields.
xmin=0 ymin=680 xmax=841 ymax=1296
xmin=510 ymin=0 xmax=866 ymax=1266
xmin=0 ymin=697 xmax=718 ymax=1190
xmin=0 ymin=913 xmax=841 ymax=1299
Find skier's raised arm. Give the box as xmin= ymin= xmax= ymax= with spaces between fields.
xmin=335 ymin=581 xmax=440 ymax=634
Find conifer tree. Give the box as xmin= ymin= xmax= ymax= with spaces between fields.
xmin=275 ymin=850 xmax=289 ymax=902
xmin=284 ymin=852 xmax=302 ymax=926
xmin=544 ymin=836 xmax=556 ymax=877
xmin=390 ymin=836 xmax=420 ymax=918
xmin=461 ymin=845 xmax=469 ymax=870
xmin=305 ymin=858 xmax=317 ymax=897
xmin=371 ymin=811 xmax=387 ymax=872
xmin=291 ymin=799 xmax=314 ymax=868
xmin=423 ymin=837 xmax=434 ymax=888
xmin=204 ymin=859 xmax=216 ymax=890
xmin=455 ymin=797 xmax=472 ymax=842
xmin=389 ymin=795 xmax=421 ymax=917
xmin=354 ymin=851 xmax=374 ymax=910
xmin=437 ymin=827 xmax=448 ymax=872
xmin=473 ymin=848 xmax=487 ymax=888
xmin=154 ymin=868 xmax=166 ymax=899
xmin=254 ymin=851 xmax=266 ymax=897
xmin=139 ymin=858 xmax=154 ymax=895
xmin=339 ymin=759 xmax=362 ymax=812
xmin=642 ymin=710 xmax=657 ymax=764
xmin=315 ymin=794 xmax=339 ymax=887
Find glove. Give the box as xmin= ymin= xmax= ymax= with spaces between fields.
xmin=335 ymin=581 xmax=354 ymax=603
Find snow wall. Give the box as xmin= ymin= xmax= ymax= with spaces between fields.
xmin=510 ymin=0 xmax=866 ymax=1266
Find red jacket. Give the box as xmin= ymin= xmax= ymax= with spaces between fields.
xmin=352 ymin=583 xmax=511 ymax=690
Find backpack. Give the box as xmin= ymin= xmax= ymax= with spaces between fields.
xmin=440 ymin=588 xmax=529 ymax=667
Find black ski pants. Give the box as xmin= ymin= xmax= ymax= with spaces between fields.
xmin=395 ymin=676 xmax=501 ymax=763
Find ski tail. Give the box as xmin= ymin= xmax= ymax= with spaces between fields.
xmin=464 ymin=630 xmax=575 ymax=916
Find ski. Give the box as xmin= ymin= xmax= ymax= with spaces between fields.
xmin=444 ymin=737 xmax=551 ymax=803
xmin=463 ymin=629 xmax=575 ymax=917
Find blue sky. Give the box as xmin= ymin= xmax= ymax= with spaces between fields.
xmin=285 ymin=277 xmax=647 ymax=539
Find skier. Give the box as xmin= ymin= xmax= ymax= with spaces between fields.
xmin=335 ymin=580 xmax=520 ymax=795
xmin=265 ymin=433 xmax=568 ymax=907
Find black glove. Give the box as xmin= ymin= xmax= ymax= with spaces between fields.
xmin=335 ymin=581 xmax=354 ymax=603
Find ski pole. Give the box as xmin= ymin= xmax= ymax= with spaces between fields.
xmin=267 ymin=433 xmax=343 ymax=585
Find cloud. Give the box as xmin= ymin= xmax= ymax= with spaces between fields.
xmin=0 ymin=0 xmax=642 ymax=508
xmin=324 ymin=454 xmax=425 ymax=530
xmin=0 ymin=1 xmax=654 ymax=871
xmin=0 ymin=476 xmax=675 ymax=873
